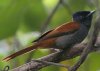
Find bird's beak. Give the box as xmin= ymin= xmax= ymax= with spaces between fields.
xmin=90 ymin=10 xmax=95 ymax=14
xmin=87 ymin=10 xmax=95 ymax=17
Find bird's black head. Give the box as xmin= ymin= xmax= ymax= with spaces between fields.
xmin=73 ymin=11 xmax=95 ymax=28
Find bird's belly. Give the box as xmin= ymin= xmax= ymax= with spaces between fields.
xmin=56 ymin=30 xmax=88 ymax=48
xmin=56 ymin=34 xmax=73 ymax=48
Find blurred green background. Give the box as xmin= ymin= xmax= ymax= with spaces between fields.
xmin=0 ymin=0 xmax=100 ymax=71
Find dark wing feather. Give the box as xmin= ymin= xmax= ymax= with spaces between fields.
xmin=34 ymin=22 xmax=80 ymax=42
xmin=33 ymin=30 xmax=53 ymax=42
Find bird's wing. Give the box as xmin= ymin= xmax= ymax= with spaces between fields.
xmin=33 ymin=30 xmax=53 ymax=42
xmin=34 ymin=21 xmax=80 ymax=42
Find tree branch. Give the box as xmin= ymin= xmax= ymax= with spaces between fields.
xmin=40 ymin=0 xmax=62 ymax=33
xmin=11 ymin=36 xmax=100 ymax=71
xmin=32 ymin=59 xmax=69 ymax=69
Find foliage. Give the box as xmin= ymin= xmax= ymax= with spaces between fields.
xmin=0 ymin=0 xmax=99 ymax=71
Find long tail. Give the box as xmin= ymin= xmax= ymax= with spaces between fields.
xmin=3 ymin=38 xmax=55 ymax=61
xmin=3 ymin=43 xmax=41 ymax=61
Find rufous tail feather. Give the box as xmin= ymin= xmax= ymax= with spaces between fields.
xmin=3 ymin=43 xmax=41 ymax=61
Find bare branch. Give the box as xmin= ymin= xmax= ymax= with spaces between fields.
xmin=40 ymin=0 xmax=62 ymax=33
xmin=61 ymin=0 xmax=73 ymax=14
xmin=32 ymin=59 xmax=69 ymax=69
xmin=11 ymin=37 xmax=100 ymax=71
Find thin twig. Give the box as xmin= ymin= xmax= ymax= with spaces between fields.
xmin=40 ymin=0 xmax=62 ymax=33
xmin=32 ymin=59 xmax=69 ymax=69
xmin=3 ymin=65 xmax=10 ymax=71
xmin=61 ymin=1 xmax=73 ymax=14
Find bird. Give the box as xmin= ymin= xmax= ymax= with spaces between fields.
xmin=3 ymin=10 xmax=95 ymax=61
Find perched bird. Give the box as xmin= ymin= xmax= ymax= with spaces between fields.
xmin=3 ymin=10 xmax=95 ymax=61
